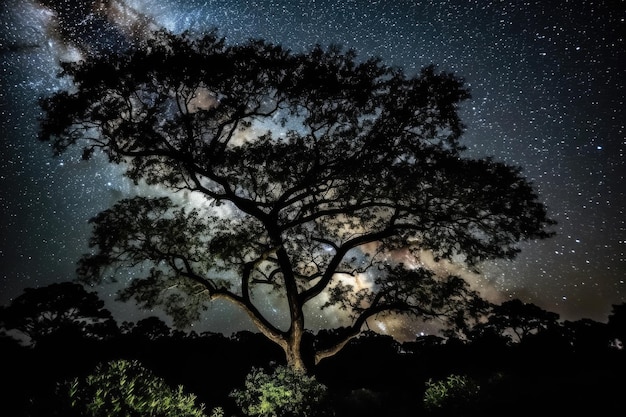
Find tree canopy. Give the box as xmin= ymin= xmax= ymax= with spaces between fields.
xmin=39 ymin=30 xmax=554 ymax=371
xmin=0 ymin=282 xmax=117 ymax=345
xmin=467 ymin=298 xmax=561 ymax=345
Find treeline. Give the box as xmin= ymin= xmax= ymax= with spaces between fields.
xmin=1 ymin=282 xmax=625 ymax=416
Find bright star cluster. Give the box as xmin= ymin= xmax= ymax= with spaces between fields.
xmin=0 ymin=0 xmax=624 ymax=335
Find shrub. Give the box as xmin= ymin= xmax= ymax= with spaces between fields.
xmin=59 ymin=359 xmax=207 ymax=417
xmin=423 ymin=373 xmax=480 ymax=413
xmin=230 ymin=365 xmax=328 ymax=417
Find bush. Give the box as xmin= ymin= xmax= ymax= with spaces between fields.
xmin=59 ymin=359 xmax=207 ymax=417
xmin=423 ymin=373 xmax=480 ymax=413
xmin=230 ymin=365 xmax=328 ymax=417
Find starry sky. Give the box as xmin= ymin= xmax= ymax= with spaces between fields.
xmin=0 ymin=0 xmax=624 ymax=335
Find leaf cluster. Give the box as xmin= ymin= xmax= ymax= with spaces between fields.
xmin=0 ymin=282 xmax=116 ymax=344
xmin=230 ymin=365 xmax=329 ymax=417
xmin=59 ymin=359 xmax=207 ymax=417
xmin=423 ymin=374 xmax=481 ymax=413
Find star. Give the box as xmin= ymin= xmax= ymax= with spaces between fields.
xmin=1 ymin=0 xmax=624 ymax=336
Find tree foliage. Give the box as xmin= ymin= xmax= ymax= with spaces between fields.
xmin=608 ymin=302 xmax=626 ymax=345
xmin=472 ymin=299 xmax=561 ymax=344
xmin=0 ymin=282 xmax=117 ymax=345
xmin=121 ymin=315 xmax=173 ymax=340
xmin=230 ymin=365 xmax=328 ymax=417
xmin=423 ymin=374 xmax=481 ymax=413
xmin=39 ymin=29 xmax=554 ymax=370
xmin=60 ymin=359 xmax=207 ymax=417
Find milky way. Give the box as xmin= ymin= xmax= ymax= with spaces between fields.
xmin=1 ymin=1 xmax=624 ymax=336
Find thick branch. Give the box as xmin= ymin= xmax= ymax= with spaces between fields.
xmin=300 ymin=227 xmax=396 ymax=304
xmin=154 ymin=246 xmax=288 ymax=349
xmin=313 ymin=300 xmax=416 ymax=365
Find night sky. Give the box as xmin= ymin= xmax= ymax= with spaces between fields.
xmin=1 ymin=0 xmax=624 ymax=337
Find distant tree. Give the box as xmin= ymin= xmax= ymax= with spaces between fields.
xmin=466 ymin=320 xmax=513 ymax=348
xmin=562 ymin=318 xmax=609 ymax=353
xmin=0 ymin=282 xmax=118 ymax=345
xmin=608 ymin=302 xmax=626 ymax=346
xmin=39 ymin=30 xmax=554 ymax=371
xmin=122 ymin=315 xmax=172 ymax=340
xmin=471 ymin=299 xmax=560 ymax=344
xmin=401 ymin=334 xmax=445 ymax=354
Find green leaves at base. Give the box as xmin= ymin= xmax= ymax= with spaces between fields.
xmin=59 ymin=359 xmax=207 ymax=417
xmin=423 ymin=374 xmax=481 ymax=413
xmin=230 ymin=365 xmax=329 ymax=417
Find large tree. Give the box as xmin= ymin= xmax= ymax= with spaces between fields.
xmin=39 ymin=30 xmax=554 ymax=371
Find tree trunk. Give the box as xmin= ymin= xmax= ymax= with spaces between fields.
xmin=284 ymin=326 xmax=307 ymax=372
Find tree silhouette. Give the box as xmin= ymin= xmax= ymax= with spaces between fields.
xmin=470 ymin=299 xmax=560 ymax=344
xmin=562 ymin=318 xmax=609 ymax=354
xmin=608 ymin=302 xmax=626 ymax=347
xmin=0 ymin=282 xmax=118 ymax=345
xmin=121 ymin=315 xmax=172 ymax=340
xmin=39 ymin=30 xmax=554 ymax=371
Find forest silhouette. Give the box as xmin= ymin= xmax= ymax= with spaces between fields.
xmin=1 ymin=281 xmax=625 ymax=416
